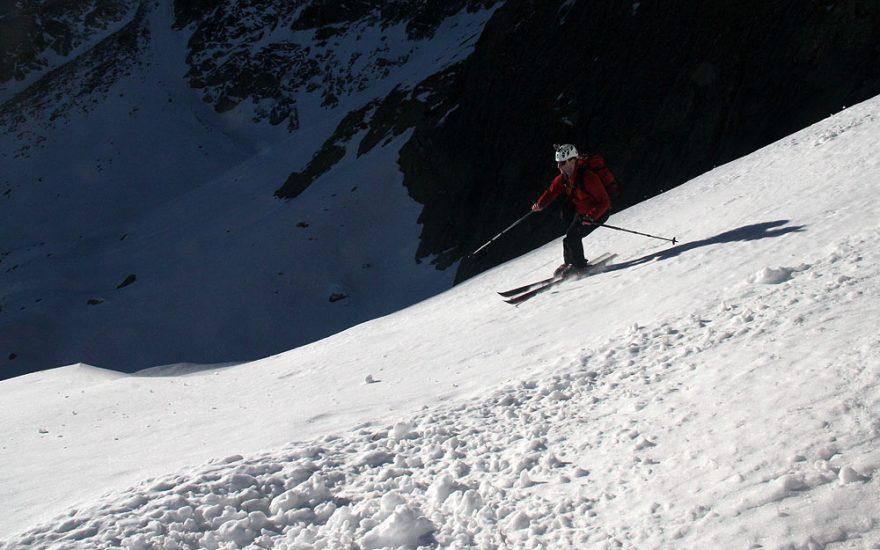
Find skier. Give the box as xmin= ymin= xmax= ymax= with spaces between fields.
xmin=531 ymin=144 xmax=611 ymax=276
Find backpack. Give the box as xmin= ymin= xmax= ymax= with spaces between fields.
xmin=576 ymin=153 xmax=620 ymax=200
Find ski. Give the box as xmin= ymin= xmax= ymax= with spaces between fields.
xmin=497 ymin=275 xmax=561 ymax=298
xmin=503 ymin=279 xmax=564 ymax=305
xmin=503 ymin=253 xmax=616 ymax=305
xmin=499 ymin=252 xmax=614 ymax=297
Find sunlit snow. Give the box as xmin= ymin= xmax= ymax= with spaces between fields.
xmin=1 ymin=93 xmax=878 ymax=548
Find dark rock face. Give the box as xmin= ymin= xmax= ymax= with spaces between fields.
xmin=4 ymin=0 xmax=879 ymax=288
xmin=179 ymin=0 xmax=498 ymax=131
xmin=275 ymin=65 xmax=462 ymax=200
xmin=0 ymin=1 xmax=149 ymax=140
xmin=400 ymin=0 xmax=880 ymax=282
xmin=0 ymin=0 xmax=136 ymax=86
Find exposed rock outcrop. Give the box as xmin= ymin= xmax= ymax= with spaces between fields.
xmin=399 ymin=0 xmax=880 ymax=282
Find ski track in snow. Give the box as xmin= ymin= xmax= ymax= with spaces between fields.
xmin=3 ymin=229 xmax=877 ymax=549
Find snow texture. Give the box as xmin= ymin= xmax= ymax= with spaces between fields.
xmin=2 ymin=92 xmax=879 ymax=549
xmin=3 ymin=26 xmax=880 ymax=550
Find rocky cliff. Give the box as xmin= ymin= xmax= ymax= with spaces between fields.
xmin=399 ymin=0 xmax=880 ymax=282
xmin=8 ymin=0 xmax=876 ymax=285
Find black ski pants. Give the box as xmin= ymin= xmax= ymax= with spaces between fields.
xmin=563 ymin=211 xmax=610 ymax=267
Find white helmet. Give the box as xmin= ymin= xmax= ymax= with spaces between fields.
xmin=554 ymin=143 xmax=578 ymax=162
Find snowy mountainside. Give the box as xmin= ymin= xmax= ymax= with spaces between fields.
xmin=1 ymin=93 xmax=878 ymax=547
xmin=0 ymin=0 xmax=501 ymax=377
xmin=0 ymin=0 xmax=139 ymax=101
xmin=402 ymin=0 xmax=880 ymax=281
xmin=181 ymin=0 xmax=498 ymax=132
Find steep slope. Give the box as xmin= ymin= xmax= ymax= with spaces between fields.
xmin=400 ymin=0 xmax=880 ymax=281
xmin=1 ymin=92 xmax=878 ymax=548
xmin=0 ymin=0 xmax=500 ymax=378
xmin=0 ymin=0 xmax=140 ymax=101
xmin=5 ymin=0 xmax=878 ymax=381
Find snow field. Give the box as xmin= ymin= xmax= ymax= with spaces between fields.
xmin=4 ymin=76 xmax=880 ymax=550
xmin=4 ymin=224 xmax=877 ymax=549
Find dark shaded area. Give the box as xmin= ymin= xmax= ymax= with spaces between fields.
xmin=292 ymin=0 xmax=498 ymax=39
xmin=0 ymin=2 xmax=150 ymax=132
xmin=276 ymin=66 xmax=463 ymax=200
xmin=606 ymin=220 xmax=806 ymax=273
xmin=172 ymin=0 xmax=218 ymax=29
xmin=0 ymin=0 xmax=133 ymax=83
xmin=178 ymin=0 xmax=501 ymax=129
xmin=2 ymin=364 xmax=26 ymax=381
xmin=399 ymin=0 xmax=880 ymax=283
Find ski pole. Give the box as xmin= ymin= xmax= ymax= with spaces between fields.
xmin=469 ymin=210 xmax=534 ymax=257
xmin=586 ymin=220 xmax=678 ymax=245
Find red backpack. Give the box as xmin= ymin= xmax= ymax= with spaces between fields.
xmin=577 ymin=153 xmax=620 ymax=200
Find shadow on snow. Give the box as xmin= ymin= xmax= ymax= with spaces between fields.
xmin=604 ymin=220 xmax=806 ymax=273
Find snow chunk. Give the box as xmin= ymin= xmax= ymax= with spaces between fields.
xmin=747 ymin=264 xmax=809 ymax=284
xmin=360 ymin=504 xmax=434 ymax=549
xmin=448 ymin=489 xmax=483 ymax=516
xmin=546 ymin=390 xmax=570 ymax=401
xmin=769 ymin=474 xmax=808 ymax=501
xmin=217 ymin=517 xmax=258 ymax=547
xmin=269 ymin=488 xmax=310 ymax=515
xmin=516 ymin=470 xmax=535 ymax=488
xmin=748 ymin=266 xmax=795 ymax=284
xmin=380 ymin=491 xmax=406 ymax=513
xmin=506 ymin=510 xmax=531 ymax=530
xmin=268 ymin=475 xmax=330 ymax=515
xmin=223 ymin=473 xmax=257 ymax=491
xmin=390 ymin=421 xmax=416 ymax=440
xmin=354 ymin=450 xmax=395 ymax=467
xmin=838 ymin=466 xmax=865 ymax=484
xmin=426 ymin=473 xmax=460 ymax=505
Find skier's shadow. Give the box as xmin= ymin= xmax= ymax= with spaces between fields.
xmin=606 ymin=220 xmax=805 ymax=272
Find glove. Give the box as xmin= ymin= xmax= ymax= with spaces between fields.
xmin=531 ymin=203 xmax=543 ymax=213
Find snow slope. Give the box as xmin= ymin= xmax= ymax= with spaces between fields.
xmin=1 ymin=0 xmax=497 ymax=376
xmin=1 ymin=95 xmax=879 ymax=547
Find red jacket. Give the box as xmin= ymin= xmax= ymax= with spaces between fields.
xmin=536 ymin=158 xmax=611 ymax=220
